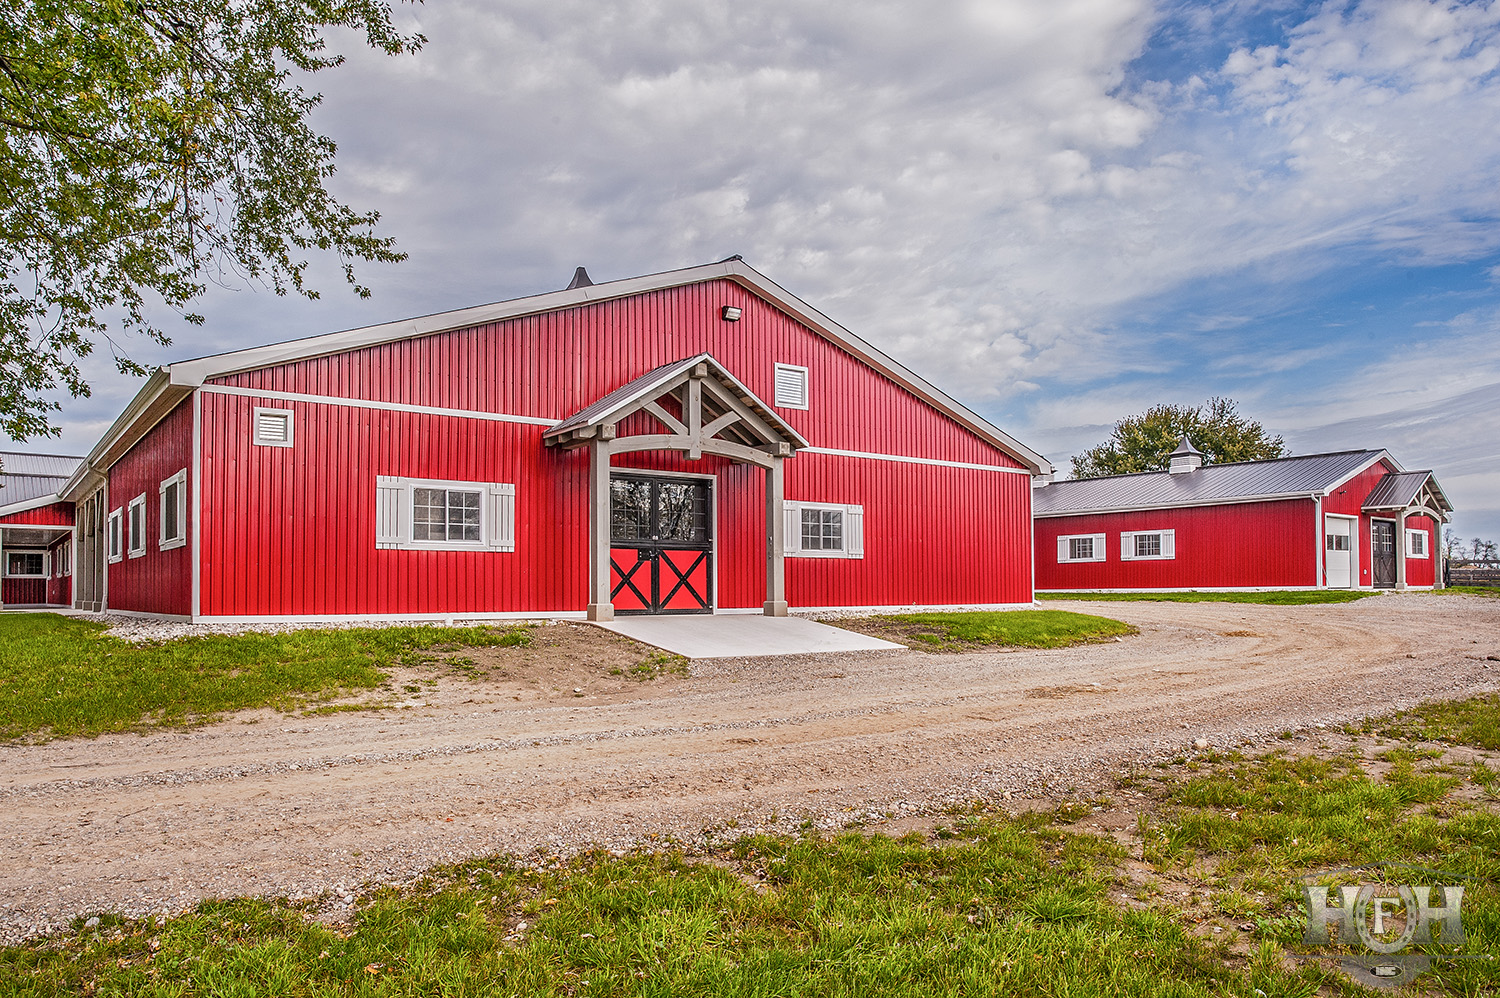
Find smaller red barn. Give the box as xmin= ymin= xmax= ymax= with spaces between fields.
xmin=1032 ymin=438 xmax=1454 ymax=592
xmin=0 ymin=452 xmax=81 ymax=608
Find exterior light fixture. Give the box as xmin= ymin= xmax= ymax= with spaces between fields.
xmin=721 ymin=306 xmax=742 ymax=321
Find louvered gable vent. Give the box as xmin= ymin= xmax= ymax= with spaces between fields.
xmin=773 ymin=363 xmax=809 ymax=409
xmin=253 ymin=407 xmax=294 ymax=447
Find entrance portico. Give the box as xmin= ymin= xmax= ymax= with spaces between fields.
xmin=544 ymin=353 xmax=810 ymax=621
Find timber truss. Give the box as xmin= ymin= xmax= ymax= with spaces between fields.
xmin=544 ymin=353 xmax=809 ymax=621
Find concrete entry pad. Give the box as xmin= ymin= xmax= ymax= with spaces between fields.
xmin=595 ymin=614 xmax=904 ymax=660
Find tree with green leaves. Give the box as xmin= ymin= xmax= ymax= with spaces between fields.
xmin=1069 ymin=397 xmax=1286 ymax=479
xmin=0 ymin=0 xmax=423 ymax=442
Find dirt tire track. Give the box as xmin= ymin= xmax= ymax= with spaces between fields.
xmin=2 ymin=594 xmax=1498 ymax=942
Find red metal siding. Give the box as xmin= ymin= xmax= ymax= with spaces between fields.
xmin=107 ymin=399 xmax=193 ymax=615
xmin=199 ymin=392 xmax=1032 ymax=616
xmin=1322 ymin=459 xmax=1390 ymax=588
xmin=1035 ymin=499 xmax=1318 ymax=590
xmin=46 ymin=534 xmax=71 ymax=605
xmin=212 ymin=280 xmax=1026 ymax=470
xmin=0 ymin=501 xmax=74 ymax=526
xmin=2 ymin=578 xmax=46 ymax=604
xmin=1404 ymin=513 xmax=1439 ymax=587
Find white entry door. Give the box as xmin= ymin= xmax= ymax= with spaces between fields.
xmin=1325 ymin=517 xmax=1353 ymax=588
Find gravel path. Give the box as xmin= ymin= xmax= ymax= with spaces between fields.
xmin=3 ymin=593 xmax=1498 ymax=943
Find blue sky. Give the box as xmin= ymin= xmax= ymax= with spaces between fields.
xmin=16 ymin=0 xmax=1500 ymax=543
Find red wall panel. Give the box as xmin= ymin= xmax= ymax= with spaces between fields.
xmin=199 ymin=391 xmax=1033 ymax=616
xmin=0 ymin=502 xmax=74 ymax=526
xmin=197 ymin=279 xmax=1035 ymax=617
xmin=1403 ymin=513 xmax=1439 ymax=587
xmin=212 ymin=280 xmax=1027 ymax=471
xmin=107 ymin=399 xmax=193 ymax=615
xmin=2 ymin=579 xmax=45 ymax=604
xmin=1035 ymin=500 xmax=1317 ymax=590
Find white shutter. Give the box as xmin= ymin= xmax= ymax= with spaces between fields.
xmin=1091 ymin=533 xmax=1107 ymax=562
xmin=488 ymin=483 xmax=516 ymax=551
xmin=1119 ymin=532 xmax=1135 ymax=561
xmin=1057 ymin=536 xmax=1072 ymax=563
xmin=375 ymin=476 xmax=408 ymax=549
xmin=844 ymin=504 xmax=864 ymax=558
xmin=783 ymin=502 xmax=801 ymax=555
xmin=1160 ymin=530 xmax=1175 ymax=559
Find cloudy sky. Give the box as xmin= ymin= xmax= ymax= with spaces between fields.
xmin=23 ymin=0 xmax=1500 ymax=541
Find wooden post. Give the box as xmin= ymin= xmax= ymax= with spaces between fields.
xmin=586 ymin=437 xmax=615 ymax=621
xmin=764 ymin=456 xmax=787 ymax=616
xmin=1396 ymin=511 xmax=1408 ymax=591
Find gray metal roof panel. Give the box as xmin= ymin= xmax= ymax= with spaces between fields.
xmin=0 ymin=452 xmax=82 ymax=478
xmin=1361 ymin=470 xmax=1453 ymax=512
xmin=0 ymin=475 xmax=70 ymax=506
xmin=1033 ymin=450 xmax=1384 ymax=515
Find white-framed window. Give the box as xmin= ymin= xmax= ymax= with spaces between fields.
xmin=4 ymin=551 xmax=46 ymax=577
xmin=1326 ymin=533 xmax=1350 ymax=551
xmin=159 ymin=468 xmax=188 ymax=551
xmin=1406 ymin=528 xmax=1429 ymax=558
xmin=773 ymin=363 xmax=809 ymax=410
xmin=1057 ymin=533 xmax=1107 ymax=563
xmin=107 ymin=508 xmax=123 ymax=564
xmin=1119 ymin=529 xmax=1175 ymax=561
xmin=253 ymin=406 xmax=295 ymax=447
xmin=783 ymin=501 xmax=864 ymax=559
xmin=375 ymin=476 xmax=516 ymax=552
xmin=127 ymin=493 xmax=147 ymax=558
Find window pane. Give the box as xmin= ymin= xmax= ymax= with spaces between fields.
xmin=448 ymin=490 xmax=482 ymax=542
xmin=164 ymin=483 xmax=179 ymax=540
xmin=1069 ymin=537 xmax=1093 ymax=560
xmin=412 ymin=488 xmax=445 ymax=541
xmin=610 ymin=479 xmax=652 ymax=541
xmin=1135 ymin=533 xmax=1161 ymax=557
xmin=801 ymin=508 xmax=843 ymax=551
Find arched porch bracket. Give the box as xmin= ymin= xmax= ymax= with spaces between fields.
xmin=543 ymin=353 xmax=810 ymax=622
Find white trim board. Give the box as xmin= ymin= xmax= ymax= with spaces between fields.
xmin=802 ymin=446 xmax=1030 ymax=475
xmin=200 ymin=384 xmax=559 ymax=427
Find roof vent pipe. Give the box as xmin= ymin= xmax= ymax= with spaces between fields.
xmin=565 ymin=266 xmax=594 ymax=290
xmin=1169 ymin=435 xmax=1204 ymax=474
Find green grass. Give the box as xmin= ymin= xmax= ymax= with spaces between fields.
xmin=0 ymin=614 xmax=528 ymax=742
xmin=0 ymin=816 xmax=1328 ymax=998
xmin=1038 ymin=589 xmax=1372 ymax=604
xmin=1374 ymin=694 xmax=1500 ymax=751
xmin=871 ymin=609 xmax=1135 ymax=649
xmin=1438 ymin=585 xmax=1500 ymax=598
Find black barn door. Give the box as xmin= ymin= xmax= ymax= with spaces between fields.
xmin=608 ymin=475 xmax=713 ymax=614
xmin=1372 ymin=520 xmax=1397 ymax=588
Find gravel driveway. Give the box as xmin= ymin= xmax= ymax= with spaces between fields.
xmin=3 ymin=593 xmax=1498 ymax=943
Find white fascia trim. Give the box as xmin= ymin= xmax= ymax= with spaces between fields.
xmin=161 ymin=258 xmax=1046 ymax=472
xmin=1036 ymin=586 xmax=1322 ymax=594
xmin=0 ymin=493 xmax=67 ymax=517
xmin=1322 ymin=451 xmax=1398 ymax=495
xmin=185 ymin=611 xmax=587 ymax=624
xmin=200 ymin=384 xmax=559 ymax=427
xmin=59 ymin=369 xmax=189 ymax=500
xmin=802 ymin=446 xmax=1030 ymax=475
xmin=1033 ymin=493 xmax=1320 ymax=517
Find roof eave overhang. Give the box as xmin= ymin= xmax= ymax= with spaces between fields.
xmin=1322 ymin=451 xmax=1398 ymax=496
xmin=1033 ymin=492 xmax=1323 ymax=518
xmin=0 ymin=493 xmax=68 ymax=518
xmin=59 ymin=369 xmax=190 ymax=500
xmin=163 ymin=259 xmax=1047 ymax=474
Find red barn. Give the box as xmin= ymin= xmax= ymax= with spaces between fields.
xmin=1032 ymin=438 xmax=1454 ymax=593
xmin=41 ymin=259 xmax=1046 ymax=621
xmin=0 ymin=453 xmax=80 ymax=609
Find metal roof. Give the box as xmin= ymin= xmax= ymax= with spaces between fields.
xmin=0 ymin=452 xmax=82 ymax=478
xmin=0 ymin=475 xmax=73 ymax=506
xmin=1362 ymin=471 xmax=1453 ymax=512
xmin=1032 ymin=450 xmax=1385 ymax=516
